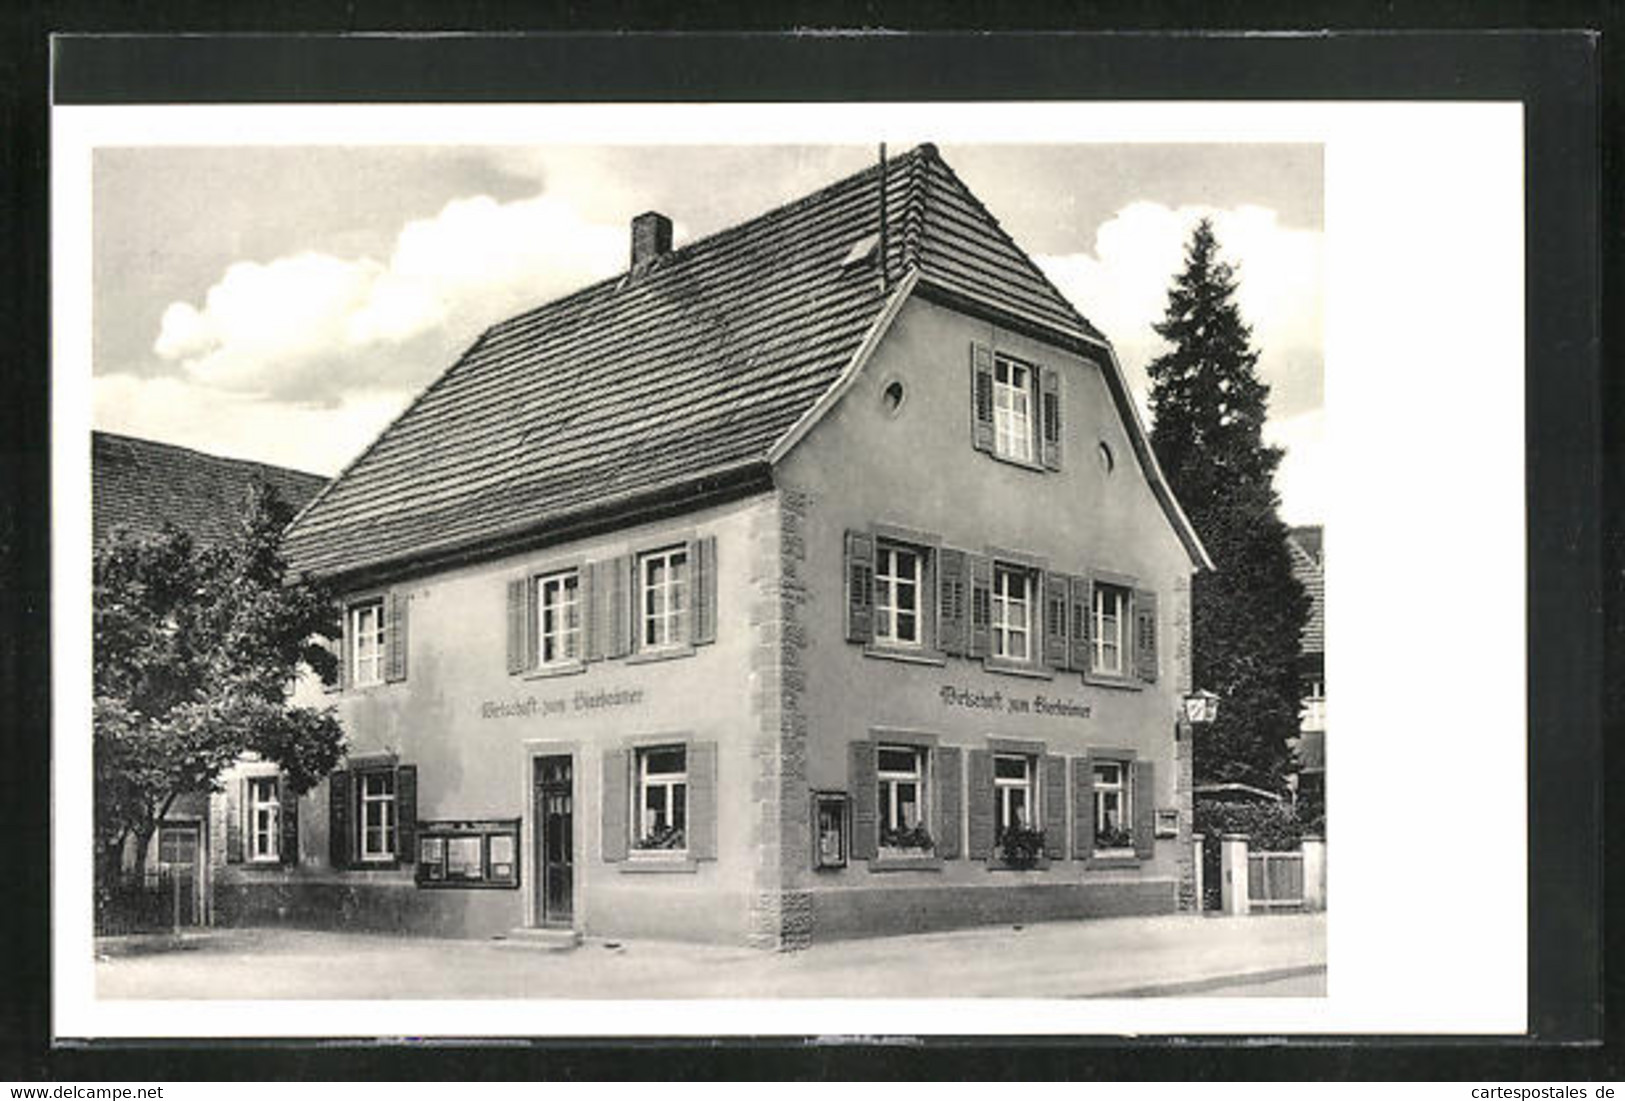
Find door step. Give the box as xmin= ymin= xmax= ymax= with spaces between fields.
xmin=494 ymin=927 xmax=581 ymax=952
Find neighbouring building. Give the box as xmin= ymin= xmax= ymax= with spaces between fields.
xmin=92 ymin=430 xmax=329 ymax=926
xmin=1287 ymin=525 xmax=1325 ymax=807
xmin=217 ymin=144 xmax=1213 ymax=948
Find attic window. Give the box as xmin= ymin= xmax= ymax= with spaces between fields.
xmin=841 ymin=233 xmax=879 ymax=267
xmin=1098 ymin=442 xmax=1115 ymax=475
xmin=881 ymin=379 xmax=906 ymax=417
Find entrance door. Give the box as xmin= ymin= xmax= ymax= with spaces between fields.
xmin=155 ymin=824 xmax=200 ymax=926
xmin=534 ymin=755 xmax=574 ymax=926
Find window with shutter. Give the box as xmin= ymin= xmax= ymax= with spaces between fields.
xmin=506 ymin=578 xmax=528 ymax=674
xmin=1091 ymin=582 xmax=1130 ymax=678
xmin=991 ymin=355 xmax=1036 ymax=463
xmin=245 ymin=776 xmax=279 ymax=863
xmin=966 ymin=749 xmax=995 ymax=860
xmin=1044 ymin=573 xmax=1070 ymax=669
xmin=601 ymin=748 xmax=630 ymax=862
xmin=690 ymin=536 xmax=718 ymax=646
xmin=687 ymin=741 xmax=718 ymax=861
xmin=536 ymin=568 xmax=583 ymax=668
xmin=1132 ymin=759 xmax=1156 ymax=860
xmin=848 ymin=741 xmax=878 ymax=862
xmin=967 ymin=555 xmax=992 ymax=658
xmin=1041 ymin=755 xmax=1067 ymax=860
xmin=636 ymin=546 xmax=690 ymax=652
xmin=1070 ymin=756 xmax=1094 ymax=858
xmin=934 ymin=746 xmax=962 ymax=859
xmin=348 ymin=599 xmax=386 ymax=687
xmin=1068 ymin=575 xmax=1092 ymax=673
xmin=1092 ymin=759 xmax=1133 ymax=853
xmin=385 ymin=591 xmax=409 ymax=683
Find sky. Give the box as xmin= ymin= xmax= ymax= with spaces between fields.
xmin=92 ymin=142 xmax=1323 ymax=524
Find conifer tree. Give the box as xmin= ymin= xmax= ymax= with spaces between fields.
xmin=1146 ymin=218 xmax=1310 ymax=791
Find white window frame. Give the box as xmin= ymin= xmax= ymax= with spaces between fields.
xmin=873 ymin=542 xmax=924 ymax=649
xmin=358 ymin=770 xmax=397 ymax=863
xmin=876 ymin=744 xmax=930 ymax=849
xmin=992 ymin=564 xmax=1033 ymax=662
xmin=634 ymin=744 xmax=688 ymax=852
xmin=536 ymin=568 xmax=583 ymax=667
xmin=1092 ymin=584 xmax=1128 ymax=676
xmin=638 ymin=546 xmax=690 ymax=651
xmin=1093 ymin=760 xmax=1132 ymax=851
xmin=350 ymin=599 xmax=386 ymax=687
xmin=247 ymin=775 xmax=280 ymax=863
xmin=993 ymin=753 xmax=1035 ymax=837
xmin=992 ymin=355 xmax=1035 ymax=462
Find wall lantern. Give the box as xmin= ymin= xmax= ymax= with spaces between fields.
xmin=1183 ymin=689 xmax=1221 ymax=726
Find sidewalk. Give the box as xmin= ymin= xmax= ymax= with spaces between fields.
xmin=96 ymin=912 xmax=1325 ymax=1000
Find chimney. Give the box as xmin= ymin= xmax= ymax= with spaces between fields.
xmin=630 ymin=211 xmax=672 ymax=270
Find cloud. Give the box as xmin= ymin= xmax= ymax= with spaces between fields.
xmin=1036 ymin=202 xmax=1323 ymax=421
xmin=94 ymin=374 xmax=412 ymax=477
xmin=1263 ymin=407 xmax=1326 ymax=527
xmin=153 ymin=190 xmax=627 ymax=404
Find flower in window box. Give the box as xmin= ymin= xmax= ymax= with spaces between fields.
xmin=634 ymin=824 xmax=686 ymax=851
xmin=998 ymin=824 xmax=1046 ymax=869
xmin=879 ymin=824 xmax=934 ymax=852
xmin=1094 ymin=824 xmax=1134 ymax=852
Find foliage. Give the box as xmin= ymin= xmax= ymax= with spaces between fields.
xmin=635 ymin=825 xmax=686 ymax=850
xmin=880 ymin=824 xmax=934 ymax=852
xmin=1093 ymin=824 xmax=1134 ymax=851
xmin=93 ymin=481 xmax=345 ymax=883
xmin=1192 ymin=797 xmax=1310 ymax=852
xmin=997 ymin=825 xmax=1046 ymax=868
xmin=1146 ymin=218 xmax=1312 ymax=793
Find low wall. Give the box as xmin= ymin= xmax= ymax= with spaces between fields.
xmin=807 ymin=878 xmax=1178 ymax=942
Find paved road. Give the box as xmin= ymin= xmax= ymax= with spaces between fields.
xmin=97 ymin=912 xmax=1325 ymax=1001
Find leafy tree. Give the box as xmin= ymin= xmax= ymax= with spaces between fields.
xmin=93 ymin=483 xmax=344 ymax=889
xmin=1146 ymin=218 xmax=1310 ymax=792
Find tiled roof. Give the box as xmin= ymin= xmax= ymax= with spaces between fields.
xmin=1288 ymin=525 xmax=1324 ymax=656
xmin=93 ymin=431 xmax=328 ymax=548
xmin=283 ymin=145 xmax=1122 ymax=580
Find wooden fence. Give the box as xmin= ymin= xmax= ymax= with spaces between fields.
xmin=1246 ymin=850 xmax=1306 ymax=910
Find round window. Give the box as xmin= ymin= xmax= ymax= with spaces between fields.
xmin=1098 ymin=441 xmax=1115 ymax=474
xmin=881 ymin=379 xmax=907 ymax=417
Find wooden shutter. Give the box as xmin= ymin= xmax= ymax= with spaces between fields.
xmin=1040 ymin=365 xmax=1062 ymax=470
xmin=385 ymin=591 xmax=409 ymax=683
xmin=396 ymin=764 xmax=418 ymax=863
xmin=936 ymin=547 xmax=967 ymax=656
xmin=1068 ymin=575 xmax=1092 ymax=673
xmin=848 ymin=741 xmax=878 ymax=861
xmin=327 ymin=770 xmax=351 ymax=870
xmin=1132 ymin=759 xmax=1156 ymax=860
xmin=581 ymin=562 xmax=600 ymax=661
xmin=337 ymin=604 xmax=351 ymax=691
xmin=607 ymin=556 xmax=634 ymax=659
xmin=690 ymin=536 xmax=718 ymax=646
xmin=279 ymin=780 xmax=299 ymax=866
xmin=225 ymin=778 xmax=244 ymax=863
xmin=1044 ymin=572 xmax=1070 ymax=670
xmin=970 ymin=342 xmax=995 ymax=452
xmin=523 ymin=575 xmax=541 ymax=670
xmin=688 ymin=741 xmax=718 ymax=860
xmin=844 ymin=530 xmax=875 ymax=644
xmin=601 ymin=748 xmax=629 ymax=862
xmin=966 ymin=749 xmax=995 ymax=860
xmin=934 ymin=746 xmax=962 ymax=859
xmin=1134 ymin=588 xmax=1159 ymax=683
xmin=1071 ymin=756 xmax=1095 ymax=858
xmin=1042 ymin=754 xmax=1067 ymax=860
xmin=967 ymin=555 xmax=992 ymax=658
xmin=506 ymin=579 xmax=527 ymax=674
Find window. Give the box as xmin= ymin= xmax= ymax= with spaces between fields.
xmin=992 ymin=564 xmax=1033 ymax=662
xmin=994 ymin=754 xmax=1034 ymax=837
xmin=1092 ymin=584 xmax=1128 ymax=676
xmin=639 ymin=546 xmax=689 ymax=650
xmin=350 ymin=599 xmax=385 ymax=687
xmin=993 ymin=356 xmax=1034 ymax=461
xmin=359 ymin=770 xmax=397 ymax=862
xmin=537 ymin=569 xmax=582 ymax=666
xmin=877 ymin=745 xmax=931 ymax=851
xmin=814 ymin=792 xmax=849 ymax=869
xmin=874 ymin=543 xmax=923 ymax=648
xmin=416 ymin=819 xmax=520 ymax=888
xmin=247 ymin=776 xmax=280 ymax=862
xmin=635 ymin=745 xmax=687 ymax=851
xmin=1093 ymin=761 xmax=1132 ymax=851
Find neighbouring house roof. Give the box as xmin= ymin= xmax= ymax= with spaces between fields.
xmin=93 ymin=430 xmax=329 ymax=549
xmin=1295 ymin=729 xmax=1325 ymax=773
xmin=1288 ymin=524 xmax=1324 ymax=656
xmin=285 ymin=143 xmax=1209 ymax=582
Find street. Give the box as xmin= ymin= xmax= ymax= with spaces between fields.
xmin=96 ymin=911 xmax=1325 ymax=1001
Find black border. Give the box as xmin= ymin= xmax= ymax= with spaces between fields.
xmin=4 ymin=25 xmax=1613 ymax=1080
